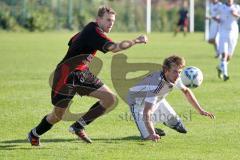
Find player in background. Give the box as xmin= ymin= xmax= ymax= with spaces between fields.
xmin=206 ymin=0 xmax=222 ymax=58
xmin=174 ymin=2 xmax=189 ymax=36
xmin=213 ymin=0 xmax=240 ymax=81
xmin=127 ymin=55 xmax=215 ymax=142
xmin=28 ymin=6 xmax=148 ymax=146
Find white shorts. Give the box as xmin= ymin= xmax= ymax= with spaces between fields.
xmin=129 ymin=99 xmax=179 ymax=138
xmin=218 ymin=31 xmax=238 ymax=56
xmin=209 ymin=23 xmax=219 ymax=40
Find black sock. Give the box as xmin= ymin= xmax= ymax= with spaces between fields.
xmin=71 ymin=101 xmax=106 ymax=129
xmin=31 ymin=115 xmax=53 ymax=137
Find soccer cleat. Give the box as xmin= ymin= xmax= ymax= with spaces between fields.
xmin=154 ymin=128 xmax=166 ymax=136
xmin=69 ymin=126 xmax=92 ymax=143
xmin=216 ymin=67 xmax=223 ymax=79
xmin=173 ymin=122 xmax=187 ymax=134
xmin=223 ymin=75 xmax=229 ymax=81
xmin=28 ymin=132 xmax=40 ymax=146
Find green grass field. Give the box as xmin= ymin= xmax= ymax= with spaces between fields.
xmin=0 ymin=32 xmax=240 ymax=160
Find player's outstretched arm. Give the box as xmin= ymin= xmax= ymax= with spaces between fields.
xmin=205 ymin=16 xmax=212 ymax=20
xmin=181 ymin=88 xmax=215 ymax=119
xmin=107 ymin=35 xmax=148 ymax=53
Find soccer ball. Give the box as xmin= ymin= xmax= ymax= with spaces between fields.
xmin=180 ymin=66 xmax=203 ymax=88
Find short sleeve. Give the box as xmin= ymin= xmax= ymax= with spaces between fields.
xmin=174 ymin=78 xmax=187 ymax=90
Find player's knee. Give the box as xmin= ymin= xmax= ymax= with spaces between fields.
xmin=48 ymin=107 xmax=66 ymax=124
xmin=47 ymin=113 xmax=62 ymax=124
xmin=104 ymin=93 xmax=117 ymax=108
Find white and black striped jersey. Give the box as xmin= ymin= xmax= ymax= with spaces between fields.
xmin=127 ymin=71 xmax=186 ymax=109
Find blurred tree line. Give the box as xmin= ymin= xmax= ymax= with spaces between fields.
xmin=0 ymin=0 xmax=207 ymax=32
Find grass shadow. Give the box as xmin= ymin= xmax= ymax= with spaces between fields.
xmin=91 ymin=135 xmax=142 ymax=143
xmin=1 ymin=138 xmax=76 ymax=144
xmin=0 ymin=136 xmax=143 ymax=148
xmin=0 ymin=138 xmax=76 ymax=150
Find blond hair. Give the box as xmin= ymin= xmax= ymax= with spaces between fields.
xmin=162 ymin=55 xmax=185 ymax=72
xmin=97 ymin=6 xmax=116 ymax=17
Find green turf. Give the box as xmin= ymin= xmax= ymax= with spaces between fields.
xmin=0 ymin=32 xmax=240 ymax=160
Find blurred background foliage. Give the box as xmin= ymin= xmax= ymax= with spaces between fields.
xmin=0 ymin=0 xmax=225 ymax=32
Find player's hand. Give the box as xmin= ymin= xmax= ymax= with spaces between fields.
xmin=134 ymin=35 xmax=148 ymax=44
xmin=231 ymin=9 xmax=240 ymax=18
xmin=214 ymin=17 xmax=221 ymax=23
xmin=199 ymin=110 xmax=215 ymax=119
xmin=148 ymin=133 xmax=160 ymax=142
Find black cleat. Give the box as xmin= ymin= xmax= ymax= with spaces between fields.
xmin=223 ymin=75 xmax=229 ymax=81
xmin=216 ymin=67 xmax=223 ymax=79
xmin=214 ymin=54 xmax=220 ymax=59
xmin=27 ymin=132 xmax=40 ymax=146
xmin=69 ymin=126 xmax=92 ymax=143
xmin=155 ymin=128 xmax=166 ymax=136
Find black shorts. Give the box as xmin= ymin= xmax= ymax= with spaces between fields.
xmin=177 ymin=18 xmax=188 ymax=27
xmin=51 ymin=68 xmax=103 ymax=108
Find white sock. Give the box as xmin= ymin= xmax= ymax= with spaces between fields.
xmin=221 ymin=60 xmax=228 ymax=76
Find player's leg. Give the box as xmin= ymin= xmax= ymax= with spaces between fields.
xmin=220 ymin=35 xmax=232 ymax=81
xmin=69 ymin=70 xmax=117 ymax=142
xmin=183 ymin=18 xmax=188 ymax=36
xmin=215 ymin=33 xmax=220 ymax=58
xmin=208 ymin=24 xmax=219 ymax=58
xmin=154 ymin=99 xmax=187 ymax=133
xmin=217 ymin=33 xmax=227 ymax=79
xmin=222 ymin=33 xmax=238 ymax=81
xmin=129 ymin=104 xmax=151 ymax=139
xmin=70 ymin=84 xmax=117 ymax=128
xmin=28 ymin=93 xmax=75 ymax=146
xmin=28 ymin=68 xmax=76 ymax=146
xmin=183 ymin=26 xmax=187 ymax=36
xmin=174 ymin=20 xmax=181 ymax=36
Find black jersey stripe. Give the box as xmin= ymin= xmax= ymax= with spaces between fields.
xmin=153 ymin=72 xmax=164 ymax=94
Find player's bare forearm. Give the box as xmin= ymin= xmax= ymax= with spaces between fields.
xmin=182 ymin=88 xmax=215 ymax=119
xmin=108 ymin=35 xmax=148 ymax=53
xmin=182 ymin=88 xmax=203 ymax=113
xmin=143 ymin=102 xmax=155 ymax=135
xmin=143 ymin=106 xmax=160 ymax=142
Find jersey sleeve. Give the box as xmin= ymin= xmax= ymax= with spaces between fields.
xmin=174 ymin=78 xmax=187 ymax=90
xmin=88 ymin=27 xmax=114 ymax=53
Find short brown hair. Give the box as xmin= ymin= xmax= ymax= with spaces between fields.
xmin=162 ymin=55 xmax=185 ymax=72
xmin=97 ymin=6 xmax=116 ymax=17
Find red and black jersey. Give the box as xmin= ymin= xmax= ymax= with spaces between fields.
xmin=58 ymin=22 xmax=114 ymax=71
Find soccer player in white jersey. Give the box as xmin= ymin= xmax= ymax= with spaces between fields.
xmin=127 ymin=55 xmax=215 ymax=142
xmin=213 ymin=0 xmax=240 ymax=81
xmin=207 ymin=0 xmax=222 ymax=58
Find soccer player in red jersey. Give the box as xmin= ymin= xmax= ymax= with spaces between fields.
xmin=28 ymin=6 xmax=147 ymax=146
